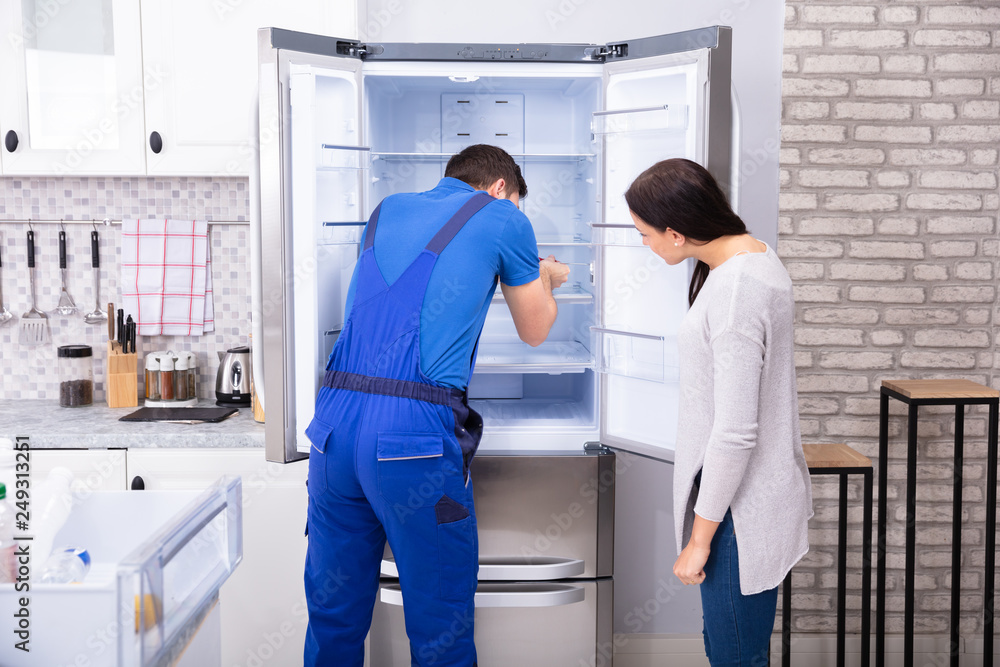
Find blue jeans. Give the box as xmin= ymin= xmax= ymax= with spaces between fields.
xmin=700 ymin=510 xmax=778 ymax=667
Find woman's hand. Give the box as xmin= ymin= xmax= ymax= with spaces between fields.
xmin=673 ymin=514 xmax=719 ymax=585
xmin=673 ymin=541 xmax=710 ymax=586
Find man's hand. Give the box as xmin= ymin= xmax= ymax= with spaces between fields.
xmin=539 ymin=255 xmax=570 ymax=290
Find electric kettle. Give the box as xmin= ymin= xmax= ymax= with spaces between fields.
xmin=216 ymin=346 xmax=252 ymax=407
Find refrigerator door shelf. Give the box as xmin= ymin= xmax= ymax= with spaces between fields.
xmin=381 ymin=555 xmax=586 ymax=581
xmin=591 ymin=103 xmax=688 ymax=135
xmin=592 ymin=327 xmax=678 ymax=384
xmin=380 ymin=581 xmax=587 ymax=608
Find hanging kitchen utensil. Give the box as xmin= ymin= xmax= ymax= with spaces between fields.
xmin=0 ymin=236 xmax=14 ymax=326
xmin=18 ymin=229 xmax=49 ymax=345
xmin=83 ymin=227 xmax=108 ymax=325
xmin=55 ymin=226 xmax=78 ymax=316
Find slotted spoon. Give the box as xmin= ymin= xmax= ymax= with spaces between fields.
xmin=19 ymin=230 xmax=49 ymax=345
xmin=55 ymin=230 xmax=78 ymax=316
xmin=0 ymin=238 xmax=14 ymax=326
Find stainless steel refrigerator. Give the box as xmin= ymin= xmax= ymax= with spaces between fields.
xmin=252 ymin=25 xmax=733 ymax=664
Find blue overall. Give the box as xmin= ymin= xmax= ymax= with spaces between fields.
xmin=304 ymin=192 xmax=494 ymax=667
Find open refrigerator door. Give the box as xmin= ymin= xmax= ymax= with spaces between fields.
xmin=595 ymin=28 xmax=733 ymax=463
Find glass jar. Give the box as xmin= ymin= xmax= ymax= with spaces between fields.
xmin=144 ymin=354 xmax=161 ymax=401
xmin=174 ymin=353 xmax=190 ymax=401
xmin=58 ymin=345 xmax=93 ymax=407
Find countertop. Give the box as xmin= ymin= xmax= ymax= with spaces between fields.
xmin=1 ymin=400 xmax=266 ymax=449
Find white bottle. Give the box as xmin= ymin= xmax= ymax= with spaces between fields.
xmin=32 ymin=468 xmax=75 ymax=569
xmin=0 ymin=482 xmax=16 ymax=583
xmin=0 ymin=438 xmax=15 ymax=494
xmin=39 ymin=547 xmax=91 ymax=584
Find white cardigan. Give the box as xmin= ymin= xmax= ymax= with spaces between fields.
xmin=673 ymin=244 xmax=813 ymax=595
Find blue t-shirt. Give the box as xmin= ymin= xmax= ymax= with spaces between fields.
xmin=344 ymin=178 xmax=540 ymax=390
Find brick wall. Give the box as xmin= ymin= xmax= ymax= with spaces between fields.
xmin=780 ymin=3 xmax=1000 ymax=635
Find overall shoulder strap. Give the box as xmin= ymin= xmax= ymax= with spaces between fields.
xmin=362 ymin=201 xmax=384 ymax=252
xmin=424 ymin=193 xmax=495 ymax=255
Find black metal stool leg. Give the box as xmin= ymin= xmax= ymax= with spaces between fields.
xmin=838 ymin=473 xmax=847 ymax=667
xmin=877 ymin=391 xmax=889 ymax=667
xmin=985 ymin=399 xmax=998 ymax=667
xmin=951 ymin=405 xmax=964 ymax=667
xmin=783 ymin=571 xmax=791 ymax=667
xmin=905 ymin=405 xmax=918 ymax=667
xmin=863 ymin=468 xmax=872 ymax=667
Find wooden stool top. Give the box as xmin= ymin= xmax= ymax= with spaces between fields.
xmin=802 ymin=443 xmax=872 ymax=470
xmin=882 ymin=378 xmax=999 ymax=400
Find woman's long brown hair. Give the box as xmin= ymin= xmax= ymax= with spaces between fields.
xmin=624 ymin=159 xmax=746 ymax=306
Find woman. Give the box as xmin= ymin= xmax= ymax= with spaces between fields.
xmin=625 ymin=158 xmax=812 ymax=666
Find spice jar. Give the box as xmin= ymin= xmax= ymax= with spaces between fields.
xmin=58 ymin=345 xmax=93 ymax=407
xmin=174 ymin=353 xmax=190 ymax=401
xmin=144 ymin=354 xmax=161 ymax=401
xmin=160 ymin=355 xmax=175 ymax=401
xmin=183 ymin=352 xmax=198 ymax=400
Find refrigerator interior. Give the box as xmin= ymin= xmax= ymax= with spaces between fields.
xmin=288 ymin=53 xmax=710 ymax=456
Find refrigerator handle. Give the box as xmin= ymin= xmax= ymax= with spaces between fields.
xmin=381 ymin=556 xmax=585 ymax=581
xmin=249 ymin=84 xmax=265 ymax=413
xmin=380 ymin=584 xmax=586 ymax=609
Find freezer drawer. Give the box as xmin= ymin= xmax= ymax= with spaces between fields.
xmin=370 ymin=578 xmax=613 ymax=666
xmin=381 ymin=450 xmax=615 ymax=579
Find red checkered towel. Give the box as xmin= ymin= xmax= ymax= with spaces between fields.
xmin=121 ymin=220 xmax=215 ymax=336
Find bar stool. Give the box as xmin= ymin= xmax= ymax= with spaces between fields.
xmin=781 ymin=443 xmax=873 ymax=667
xmin=878 ymin=379 xmax=999 ymax=667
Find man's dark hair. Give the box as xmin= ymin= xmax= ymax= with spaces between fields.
xmin=444 ymin=144 xmax=527 ymax=199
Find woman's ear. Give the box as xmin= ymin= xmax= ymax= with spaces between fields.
xmin=669 ymin=229 xmax=685 ymax=247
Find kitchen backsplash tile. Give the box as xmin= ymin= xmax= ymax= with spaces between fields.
xmin=0 ymin=177 xmax=252 ymax=403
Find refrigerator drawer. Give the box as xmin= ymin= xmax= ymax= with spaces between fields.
xmin=380 ymin=451 xmax=614 ymax=579
xmin=370 ymin=579 xmax=612 ymax=666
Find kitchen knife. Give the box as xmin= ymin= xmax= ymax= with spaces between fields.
xmin=108 ymin=303 xmax=114 ymax=342
xmin=126 ymin=316 xmax=134 ymax=354
xmin=117 ymin=308 xmax=124 ymax=350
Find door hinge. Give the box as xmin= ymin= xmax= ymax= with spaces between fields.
xmin=336 ymin=41 xmax=385 ymax=59
xmin=592 ymin=42 xmax=628 ymax=60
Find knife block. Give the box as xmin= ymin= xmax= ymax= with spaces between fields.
xmin=106 ymin=341 xmax=138 ymax=408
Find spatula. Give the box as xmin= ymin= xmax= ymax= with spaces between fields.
xmin=19 ymin=230 xmax=49 ymax=345
xmin=55 ymin=230 xmax=78 ymax=316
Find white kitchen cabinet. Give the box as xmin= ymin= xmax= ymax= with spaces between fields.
xmin=31 ymin=448 xmax=128 ymax=491
xmin=0 ymin=0 xmax=146 ymax=175
xmin=126 ymin=448 xmax=309 ymax=667
xmin=140 ymin=0 xmax=356 ymax=176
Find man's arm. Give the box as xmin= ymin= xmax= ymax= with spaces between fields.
xmin=501 ymin=256 xmax=570 ymax=347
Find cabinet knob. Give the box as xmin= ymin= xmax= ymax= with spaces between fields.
xmin=149 ymin=131 xmax=163 ymax=154
xmin=4 ymin=130 xmax=17 ymax=153
xmin=131 ymin=476 xmax=145 ymax=490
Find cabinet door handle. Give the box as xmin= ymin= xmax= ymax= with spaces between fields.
xmin=4 ymin=130 xmax=17 ymax=153
xmin=149 ymin=131 xmax=163 ymax=154
xmin=131 ymin=475 xmax=145 ymax=490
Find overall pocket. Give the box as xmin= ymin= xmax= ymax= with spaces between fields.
xmin=437 ymin=505 xmax=477 ymax=602
xmin=376 ymin=432 xmax=455 ymax=509
xmin=305 ymin=419 xmax=335 ymax=496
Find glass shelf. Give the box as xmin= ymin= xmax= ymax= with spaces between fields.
xmin=475 ymin=341 xmax=592 ymax=374
xmin=371 ymin=152 xmax=596 ymax=162
xmin=492 ymin=284 xmax=593 ymax=304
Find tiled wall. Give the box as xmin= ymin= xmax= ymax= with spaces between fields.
xmin=780 ymin=3 xmax=1000 ymax=636
xmin=0 ymin=177 xmax=252 ymax=402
